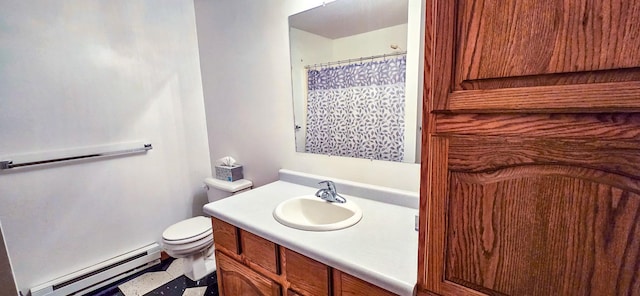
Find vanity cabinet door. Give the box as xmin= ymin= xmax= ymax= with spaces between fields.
xmin=240 ymin=229 xmax=280 ymax=274
xmin=284 ymin=248 xmax=330 ymax=296
xmin=216 ymin=251 xmax=282 ymax=296
xmin=211 ymin=217 xmax=239 ymax=254
xmin=332 ymin=269 xmax=397 ymax=296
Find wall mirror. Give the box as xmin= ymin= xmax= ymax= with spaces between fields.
xmin=289 ymin=0 xmax=422 ymax=163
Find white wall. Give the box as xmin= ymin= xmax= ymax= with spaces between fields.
xmin=331 ymin=24 xmax=408 ymax=60
xmin=289 ymin=28 xmax=333 ymax=151
xmin=195 ymin=0 xmax=422 ymax=192
xmin=0 ymin=1 xmax=211 ymax=293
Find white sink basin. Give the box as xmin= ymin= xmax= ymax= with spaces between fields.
xmin=273 ymin=195 xmax=363 ymax=231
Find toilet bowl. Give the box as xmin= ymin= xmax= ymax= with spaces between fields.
xmin=161 ymin=178 xmax=252 ymax=281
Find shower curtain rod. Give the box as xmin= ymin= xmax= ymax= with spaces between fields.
xmin=304 ymin=51 xmax=406 ymax=69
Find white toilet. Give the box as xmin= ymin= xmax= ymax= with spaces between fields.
xmin=161 ymin=177 xmax=252 ymax=281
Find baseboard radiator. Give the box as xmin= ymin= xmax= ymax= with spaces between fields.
xmin=30 ymin=243 xmax=161 ymax=296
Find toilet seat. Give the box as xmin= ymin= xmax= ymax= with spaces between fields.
xmin=164 ymin=235 xmax=213 ymax=257
xmin=162 ymin=216 xmax=214 ymax=257
xmin=162 ymin=216 xmax=212 ymax=243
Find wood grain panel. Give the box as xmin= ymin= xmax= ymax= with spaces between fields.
xmin=422 ymin=136 xmax=486 ymax=296
xmin=459 ymin=68 xmax=640 ymax=90
xmin=240 ymin=229 xmax=279 ymax=274
xmin=418 ymin=0 xmax=438 ymax=288
xmin=454 ymin=165 xmax=640 ymax=195
xmin=436 ymin=113 xmax=640 ymax=140
xmin=446 ymin=172 xmax=640 ymax=295
xmin=429 ymin=0 xmax=456 ymax=110
xmin=446 ymin=135 xmax=640 ymax=178
xmin=421 ymin=0 xmax=640 ymax=294
xmin=285 ymin=248 xmax=330 ymax=296
xmin=446 ymin=81 xmax=640 ymax=112
xmin=332 ymin=269 xmax=397 ymax=296
xmin=422 ymin=136 xmax=448 ymax=292
xmin=211 ymin=217 xmax=239 ymax=254
xmin=456 ymin=0 xmax=640 ymax=81
xmin=217 ymin=251 xmax=281 ymax=296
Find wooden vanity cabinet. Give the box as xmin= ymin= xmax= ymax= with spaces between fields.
xmin=216 ymin=251 xmax=281 ymax=296
xmin=419 ymin=0 xmax=640 ymax=295
xmin=240 ymin=229 xmax=279 ymax=274
xmin=284 ymin=248 xmax=331 ymax=295
xmin=332 ymin=269 xmax=397 ymax=296
xmin=211 ymin=217 xmax=398 ymax=296
xmin=211 ymin=217 xmax=239 ymax=253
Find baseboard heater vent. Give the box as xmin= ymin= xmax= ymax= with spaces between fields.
xmin=30 ymin=243 xmax=161 ymax=296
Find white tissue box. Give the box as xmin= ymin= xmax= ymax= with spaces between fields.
xmin=215 ymin=164 xmax=243 ymax=182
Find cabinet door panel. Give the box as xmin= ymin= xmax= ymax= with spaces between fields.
xmin=284 ymin=248 xmax=330 ymax=296
xmin=216 ymin=251 xmax=281 ymax=296
xmin=240 ymin=229 xmax=280 ymax=274
xmin=332 ymin=269 xmax=397 ymax=296
xmin=428 ymin=0 xmax=640 ymax=112
xmin=447 ymin=171 xmax=640 ymax=295
xmin=212 ymin=218 xmax=239 ymax=254
xmin=424 ymin=135 xmax=640 ymax=295
xmin=455 ymin=0 xmax=640 ymax=89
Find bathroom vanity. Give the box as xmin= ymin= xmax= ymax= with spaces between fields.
xmin=211 ymin=218 xmax=397 ymax=295
xmin=203 ymin=170 xmax=419 ymax=296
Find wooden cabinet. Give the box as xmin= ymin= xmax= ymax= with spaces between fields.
xmin=429 ymin=0 xmax=640 ymax=113
xmin=217 ymin=251 xmax=281 ymax=296
xmin=211 ymin=217 xmax=239 ymax=254
xmin=284 ymin=248 xmax=330 ymax=295
xmin=333 ymin=269 xmax=397 ymax=296
xmin=422 ymin=135 xmax=640 ymax=295
xmin=211 ymin=218 xmax=398 ymax=296
xmin=453 ymin=0 xmax=640 ymax=93
xmin=419 ymin=0 xmax=640 ymax=295
xmin=240 ymin=229 xmax=279 ymax=274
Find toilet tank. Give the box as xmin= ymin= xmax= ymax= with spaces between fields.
xmin=203 ymin=178 xmax=253 ymax=203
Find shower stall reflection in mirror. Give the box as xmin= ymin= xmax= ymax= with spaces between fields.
xmin=304 ymin=54 xmax=407 ymax=162
xmin=288 ymin=0 xmax=424 ymax=163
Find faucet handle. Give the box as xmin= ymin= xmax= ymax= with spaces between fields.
xmin=316 ymin=180 xmax=345 ymax=203
xmin=318 ymin=180 xmax=336 ymax=192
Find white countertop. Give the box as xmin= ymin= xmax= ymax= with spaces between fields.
xmin=203 ymin=170 xmax=419 ymax=296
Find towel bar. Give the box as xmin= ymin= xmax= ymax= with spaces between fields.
xmin=0 ymin=142 xmax=152 ymax=170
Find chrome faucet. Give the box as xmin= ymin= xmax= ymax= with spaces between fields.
xmin=315 ymin=180 xmax=346 ymax=203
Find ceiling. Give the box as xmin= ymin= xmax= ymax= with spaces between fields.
xmin=289 ymin=0 xmax=408 ymax=39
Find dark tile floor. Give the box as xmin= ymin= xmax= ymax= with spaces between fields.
xmin=143 ymin=273 xmax=218 ymax=296
xmin=85 ymin=258 xmax=218 ymax=296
